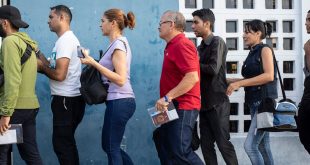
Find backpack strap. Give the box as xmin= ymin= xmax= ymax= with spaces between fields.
xmin=20 ymin=43 xmax=33 ymax=65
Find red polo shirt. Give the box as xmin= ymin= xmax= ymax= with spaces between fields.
xmin=160 ymin=33 xmax=201 ymax=110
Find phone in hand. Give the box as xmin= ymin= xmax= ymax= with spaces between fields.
xmin=77 ymin=46 xmax=85 ymax=58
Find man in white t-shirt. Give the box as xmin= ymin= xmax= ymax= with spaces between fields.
xmin=37 ymin=5 xmax=85 ymax=165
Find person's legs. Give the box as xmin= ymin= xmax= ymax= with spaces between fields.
xmin=298 ymin=100 xmax=310 ymax=154
xmin=16 ymin=109 xmax=43 ymax=165
xmin=101 ymin=98 xmax=135 ymax=165
xmin=0 ymin=109 xmax=42 ymax=165
xmin=167 ymin=109 xmax=204 ymax=165
xmin=153 ymin=126 xmax=172 ymax=165
xmin=52 ymin=96 xmax=85 ymax=165
xmin=0 ymin=143 xmax=12 ymax=164
xmin=244 ymin=101 xmax=273 ymax=165
xmin=199 ymin=110 xmax=217 ymax=165
xmin=212 ymin=102 xmax=238 ymax=165
xmin=258 ymin=132 xmax=274 ymax=165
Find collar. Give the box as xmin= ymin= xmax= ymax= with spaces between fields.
xmin=250 ymin=42 xmax=263 ymax=51
xmin=202 ymin=33 xmax=214 ymax=45
xmin=167 ymin=33 xmax=184 ymax=45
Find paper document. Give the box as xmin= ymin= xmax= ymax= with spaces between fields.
xmin=147 ymin=102 xmax=179 ymax=127
xmin=0 ymin=124 xmax=23 ymax=145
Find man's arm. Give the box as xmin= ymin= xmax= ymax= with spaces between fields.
xmin=304 ymin=40 xmax=310 ymax=70
xmin=200 ymin=38 xmax=225 ymax=76
xmin=155 ymin=71 xmax=199 ymax=111
xmin=38 ymin=57 xmax=69 ymax=81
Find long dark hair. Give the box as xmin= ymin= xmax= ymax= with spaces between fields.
xmin=244 ymin=19 xmax=272 ymax=39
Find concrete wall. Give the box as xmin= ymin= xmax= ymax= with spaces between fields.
xmin=11 ymin=0 xmax=177 ymax=164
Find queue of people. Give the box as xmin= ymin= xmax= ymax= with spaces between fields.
xmin=0 ymin=4 xmax=309 ymax=165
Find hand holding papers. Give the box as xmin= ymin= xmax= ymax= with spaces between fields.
xmin=0 ymin=124 xmax=23 ymax=145
xmin=148 ymin=102 xmax=179 ymax=127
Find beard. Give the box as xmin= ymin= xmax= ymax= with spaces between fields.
xmin=0 ymin=25 xmax=6 ymax=37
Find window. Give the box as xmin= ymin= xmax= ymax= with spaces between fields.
xmin=283 ymin=78 xmax=294 ymax=90
xmin=266 ymin=0 xmax=276 ymax=9
xmin=282 ymin=0 xmax=292 ymax=9
xmin=283 ymin=38 xmax=294 ymax=50
xmin=283 ymin=61 xmax=294 ymax=73
xmin=266 ymin=37 xmax=278 ymax=49
xmin=230 ymin=103 xmax=239 ymax=115
xmin=283 ymin=21 xmax=293 ymax=33
xmin=266 ymin=21 xmax=277 ymax=32
xmin=243 ymin=20 xmax=252 ymax=31
xmin=227 ymin=62 xmax=238 ymax=74
xmin=244 ymin=120 xmax=251 ymax=132
xmin=188 ymin=38 xmax=197 ymax=46
xmin=226 ymin=0 xmax=237 ymax=8
xmin=185 ymin=21 xmax=193 ymax=32
xmin=185 ymin=0 xmax=197 ymax=8
xmin=244 ymin=103 xmax=250 ymax=115
xmin=230 ymin=121 xmax=238 ymax=133
xmin=226 ymin=38 xmax=238 ymax=50
xmin=203 ymin=0 xmax=214 ymax=8
xmin=243 ymin=0 xmax=254 ymax=9
xmin=226 ymin=21 xmax=237 ymax=33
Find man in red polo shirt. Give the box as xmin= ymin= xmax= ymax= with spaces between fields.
xmin=153 ymin=10 xmax=203 ymax=165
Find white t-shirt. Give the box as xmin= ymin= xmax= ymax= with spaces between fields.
xmin=49 ymin=31 xmax=82 ymax=97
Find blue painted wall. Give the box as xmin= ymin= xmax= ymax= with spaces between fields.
xmin=11 ymin=0 xmax=178 ymax=164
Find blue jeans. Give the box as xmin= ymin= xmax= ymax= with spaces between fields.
xmin=0 ymin=109 xmax=43 ymax=165
xmin=244 ymin=101 xmax=274 ymax=165
xmin=102 ymin=98 xmax=136 ymax=165
xmin=153 ymin=109 xmax=204 ymax=165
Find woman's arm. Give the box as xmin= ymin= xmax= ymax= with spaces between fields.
xmin=226 ymin=78 xmax=244 ymax=84
xmin=226 ymin=47 xmax=274 ymax=95
xmin=81 ymin=49 xmax=127 ymax=87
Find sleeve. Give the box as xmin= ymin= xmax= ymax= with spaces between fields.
xmin=200 ymin=37 xmax=226 ymax=76
xmin=174 ymin=41 xmax=199 ymax=74
xmin=55 ymin=37 xmax=75 ymax=59
xmin=112 ymin=40 xmax=127 ymax=53
xmin=0 ymin=39 xmax=22 ymax=116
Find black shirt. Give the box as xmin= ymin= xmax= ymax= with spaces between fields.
xmin=198 ymin=34 xmax=229 ymax=111
xmin=242 ymin=43 xmax=278 ymax=103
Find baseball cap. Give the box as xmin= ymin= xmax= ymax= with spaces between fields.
xmin=0 ymin=5 xmax=29 ymax=28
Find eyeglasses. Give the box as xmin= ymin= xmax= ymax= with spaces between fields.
xmin=159 ymin=21 xmax=173 ymax=27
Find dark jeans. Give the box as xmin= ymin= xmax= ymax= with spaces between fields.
xmin=298 ymin=76 xmax=310 ymax=154
xmin=102 ymin=98 xmax=136 ymax=165
xmin=153 ymin=109 xmax=204 ymax=165
xmin=200 ymin=102 xmax=238 ymax=165
xmin=51 ymin=95 xmax=85 ymax=165
xmin=0 ymin=109 xmax=43 ymax=165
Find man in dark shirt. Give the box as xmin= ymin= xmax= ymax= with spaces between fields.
xmin=192 ymin=8 xmax=238 ymax=165
xmin=298 ymin=10 xmax=310 ymax=154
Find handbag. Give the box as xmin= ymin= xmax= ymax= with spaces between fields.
xmin=79 ymin=39 xmax=127 ymax=105
xmin=80 ymin=64 xmax=108 ymax=105
xmin=257 ymin=44 xmax=298 ymax=132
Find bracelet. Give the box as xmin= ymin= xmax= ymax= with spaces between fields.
xmin=164 ymin=95 xmax=169 ymax=102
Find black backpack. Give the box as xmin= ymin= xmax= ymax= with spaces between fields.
xmin=79 ymin=39 xmax=127 ymax=105
xmin=0 ymin=43 xmax=33 ymax=87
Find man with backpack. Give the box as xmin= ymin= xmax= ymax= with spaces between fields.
xmin=0 ymin=5 xmax=43 ymax=164
xmin=37 ymin=5 xmax=85 ymax=164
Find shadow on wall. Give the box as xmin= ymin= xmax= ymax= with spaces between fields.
xmin=11 ymin=0 xmax=178 ymax=164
